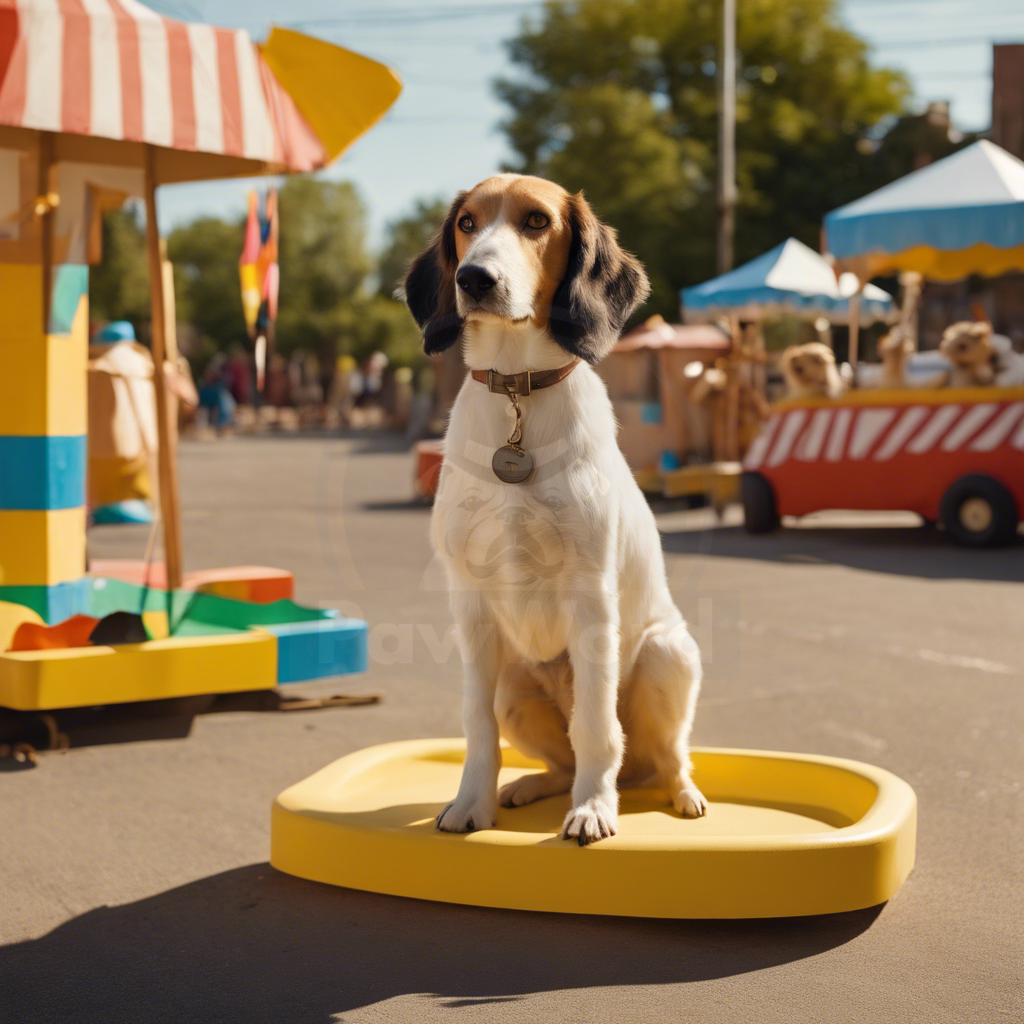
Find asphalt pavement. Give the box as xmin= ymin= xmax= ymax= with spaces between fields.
xmin=1 ymin=431 xmax=1021 ymax=1023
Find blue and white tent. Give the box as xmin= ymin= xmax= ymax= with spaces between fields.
xmin=681 ymin=238 xmax=896 ymax=325
xmin=824 ymin=140 xmax=1024 ymax=281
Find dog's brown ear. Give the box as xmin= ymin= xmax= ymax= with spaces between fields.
xmin=548 ymin=193 xmax=650 ymax=364
xmin=403 ymin=192 xmax=466 ymax=355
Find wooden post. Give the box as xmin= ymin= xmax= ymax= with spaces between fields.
xmin=37 ymin=132 xmax=54 ymax=332
xmin=724 ymin=317 xmax=741 ymax=461
xmin=144 ymin=146 xmax=183 ymax=590
xmin=716 ymin=0 xmax=737 ymax=274
xmin=848 ymin=293 xmax=862 ymax=376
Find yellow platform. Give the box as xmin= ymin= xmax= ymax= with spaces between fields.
xmin=271 ymin=739 xmax=917 ymax=919
xmin=0 ymin=630 xmax=276 ymax=711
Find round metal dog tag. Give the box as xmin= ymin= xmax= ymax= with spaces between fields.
xmin=492 ymin=444 xmax=534 ymax=484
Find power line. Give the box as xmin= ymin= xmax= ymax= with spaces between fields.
xmin=873 ymin=30 xmax=1024 ymax=50
xmin=285 ymin=2 xmax=541 ymax=29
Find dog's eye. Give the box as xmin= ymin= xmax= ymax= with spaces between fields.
xmin=459 ymin=496 xmax=485 ymax=512
xmin=457 ymin=214 xmax=475 ymax=233
xmin=525 ymin=212 xmax=549 ymax=231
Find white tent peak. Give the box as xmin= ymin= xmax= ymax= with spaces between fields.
xmin=832 ymin=140 xmax=1024 ymax=219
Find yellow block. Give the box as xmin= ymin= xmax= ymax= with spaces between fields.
xmin=271 ymin=739 xmax=917 ymax=919
xmin=0 ymin=600 xmax=44 ymax=652
xmin=0 ymin=508 xmax=86 ymax=586
xmin=0 ymin=630 xmax=277 ymax=711
xmin=259 ymin=27 xmax=402 ymax=164
xmin=0 ymin=264 xmax=88 ymax=436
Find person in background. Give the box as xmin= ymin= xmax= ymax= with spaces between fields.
xmin=224 ymin=344 xmax=253 ymax=407
xmin=198 ymin=355 xmax=236 ymax=432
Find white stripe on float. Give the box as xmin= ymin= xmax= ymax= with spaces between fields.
xmin=132 ymin=1 xmax=173 ymax=147
xmin=969 ymin=402 xmax=1024 ymax=451
xmin=234 ymin=29 xmax=274 ymax=161
xmin=742 ymin=415 xmax=780 ymax=470
xmin=906 ymin=404 xmax=961 ymax=453
xmin=21 ymin=0 xmax=63 ymax=132
xmin=824 ymin=407 xmax=852 ymax=461
xmin=940 ymin=403 xmax=998 ymax=451
xmin=848 ymin=407 xmax=895 ymax=459
xmin=1012 ymin=417 xmax=1024 ymax=450
xmin=766 ymin=409 xmax=807 ymax=467
xmin=186 ymin=21 xmax=224 ymax=155
xmin=873 ymin=405 xmax=930 ymax=461
xmin=83 ymin=0 xmax=124 ymax=141
xmin=795 ymin=409 xmax=833 ymax=461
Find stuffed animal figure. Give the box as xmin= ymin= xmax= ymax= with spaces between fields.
xmin=939 ymin=322 xmax=996 ymax=387
xmin=780 ymin=342 xmax=846 ymax=399
xmin=876 ymin=326 xmax=914 ymax=389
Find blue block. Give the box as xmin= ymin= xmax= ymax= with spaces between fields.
xmin=267 ymin=618 xmax=369 ymax=683
xmin=92 ymin=499 xmax=154 ymax=525
xmin=0 ymin=578 xmax=90 ymax=624
xmin=49 ymin=264 xmax=88 ymax=336
xmin=0 ymin=435 xmax=86 ymax=510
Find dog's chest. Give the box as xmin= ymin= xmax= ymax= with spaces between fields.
xmin=433 ymin=467 xmax=577 ymax=590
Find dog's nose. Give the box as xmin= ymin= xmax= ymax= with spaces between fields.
xmin=456 ymin=265 xmax=496 ymax=302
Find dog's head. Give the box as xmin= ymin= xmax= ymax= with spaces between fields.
xmin=403 ymin=174 xmax=649 ymax=364
xmin=780 ymin=342 xmax=842 ymax=398
xmin=940 ymin=321 xmax=993 ymax=368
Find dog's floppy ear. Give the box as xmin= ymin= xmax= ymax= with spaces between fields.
xmin=548 ymin=193 xmax=650 ymax=364
xmin=403 ymin=192 xmax=467 ymax=355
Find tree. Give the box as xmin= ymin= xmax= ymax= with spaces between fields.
xmin=377 ymin=197 xmax=450 ymax=300
xmin=276 ymin=177 xmax=372 ymax=367
xmin=89 ymin=206 xmax=151 ymax=333
xmin=167 ymin=215 xmax=246 ymax=366
xmin=497 ymin=0 xmax=911 ymax=320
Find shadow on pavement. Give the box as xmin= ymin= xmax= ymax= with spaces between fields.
xmin=0 ymin=864 xmax=883 ymax=1023
xmin=661 ymin=522 xmax=1024 ymax=582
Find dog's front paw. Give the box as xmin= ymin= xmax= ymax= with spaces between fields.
xmin=562 ymin=797 xmax=617 ymax=846
xmin=673 ymin=784 xmax=708 ymax=818
xmin=435 ymin=795 xmax=497 ymax=834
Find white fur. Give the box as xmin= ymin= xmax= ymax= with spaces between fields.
xmin=433 ymin=317 xmax=706 ymax=845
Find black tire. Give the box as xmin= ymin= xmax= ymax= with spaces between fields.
xmin=741 ymin=471 xmax=780 ymax=534
xmin=938 ymin=475 xmax=1019 ymax=548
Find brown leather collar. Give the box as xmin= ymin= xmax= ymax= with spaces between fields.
xmin=470 ymin=358 xmax=581 ymax=397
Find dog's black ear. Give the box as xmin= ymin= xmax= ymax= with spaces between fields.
xmin=548 ymin=193 xmax=650 ymax=364
xmin=403 ymin=192 xmax=467 ymax=355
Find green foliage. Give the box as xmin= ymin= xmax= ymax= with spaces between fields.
xmin=378 ymin=197 xmax=450 ymax=300
xmin=275 ymin=177 xmax=372 ymax=363
xmin=497 ymin=0 xmax=913 ymax=320
xmin=88 ymin=206 xmax=150 ymax=332
xmin=167 ymin=215 xmax=246 ymax=363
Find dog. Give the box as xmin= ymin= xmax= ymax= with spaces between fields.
xmin=779 ymin=342 xmax=846 ymax=399
xmin=940 ymin=321 xmax=1024 ymax=388
xmin=403 ymin=174 xmax=706 ymax=845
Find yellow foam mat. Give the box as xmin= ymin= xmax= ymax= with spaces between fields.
xmin=0 ymin=631 xmax=277 ymax=711
xmin=272 ymin=739 xmax=917 ymax=919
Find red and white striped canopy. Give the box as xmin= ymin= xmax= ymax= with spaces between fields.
xmin=0 ymin=0 xmax=326 ymax=173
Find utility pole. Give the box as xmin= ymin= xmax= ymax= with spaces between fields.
xmin=717 ymin=0 xmax=737 ymax=275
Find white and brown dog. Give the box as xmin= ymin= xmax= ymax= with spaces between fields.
xmin=404 ymin=174 xmax=706 ymax=845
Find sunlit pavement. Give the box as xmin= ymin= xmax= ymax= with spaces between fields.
xmin=2 ymin=432 xmax=1021 ymax=1023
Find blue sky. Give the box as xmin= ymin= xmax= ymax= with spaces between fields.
xmin=154 ymin=0 xmax=1023 ymax=247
